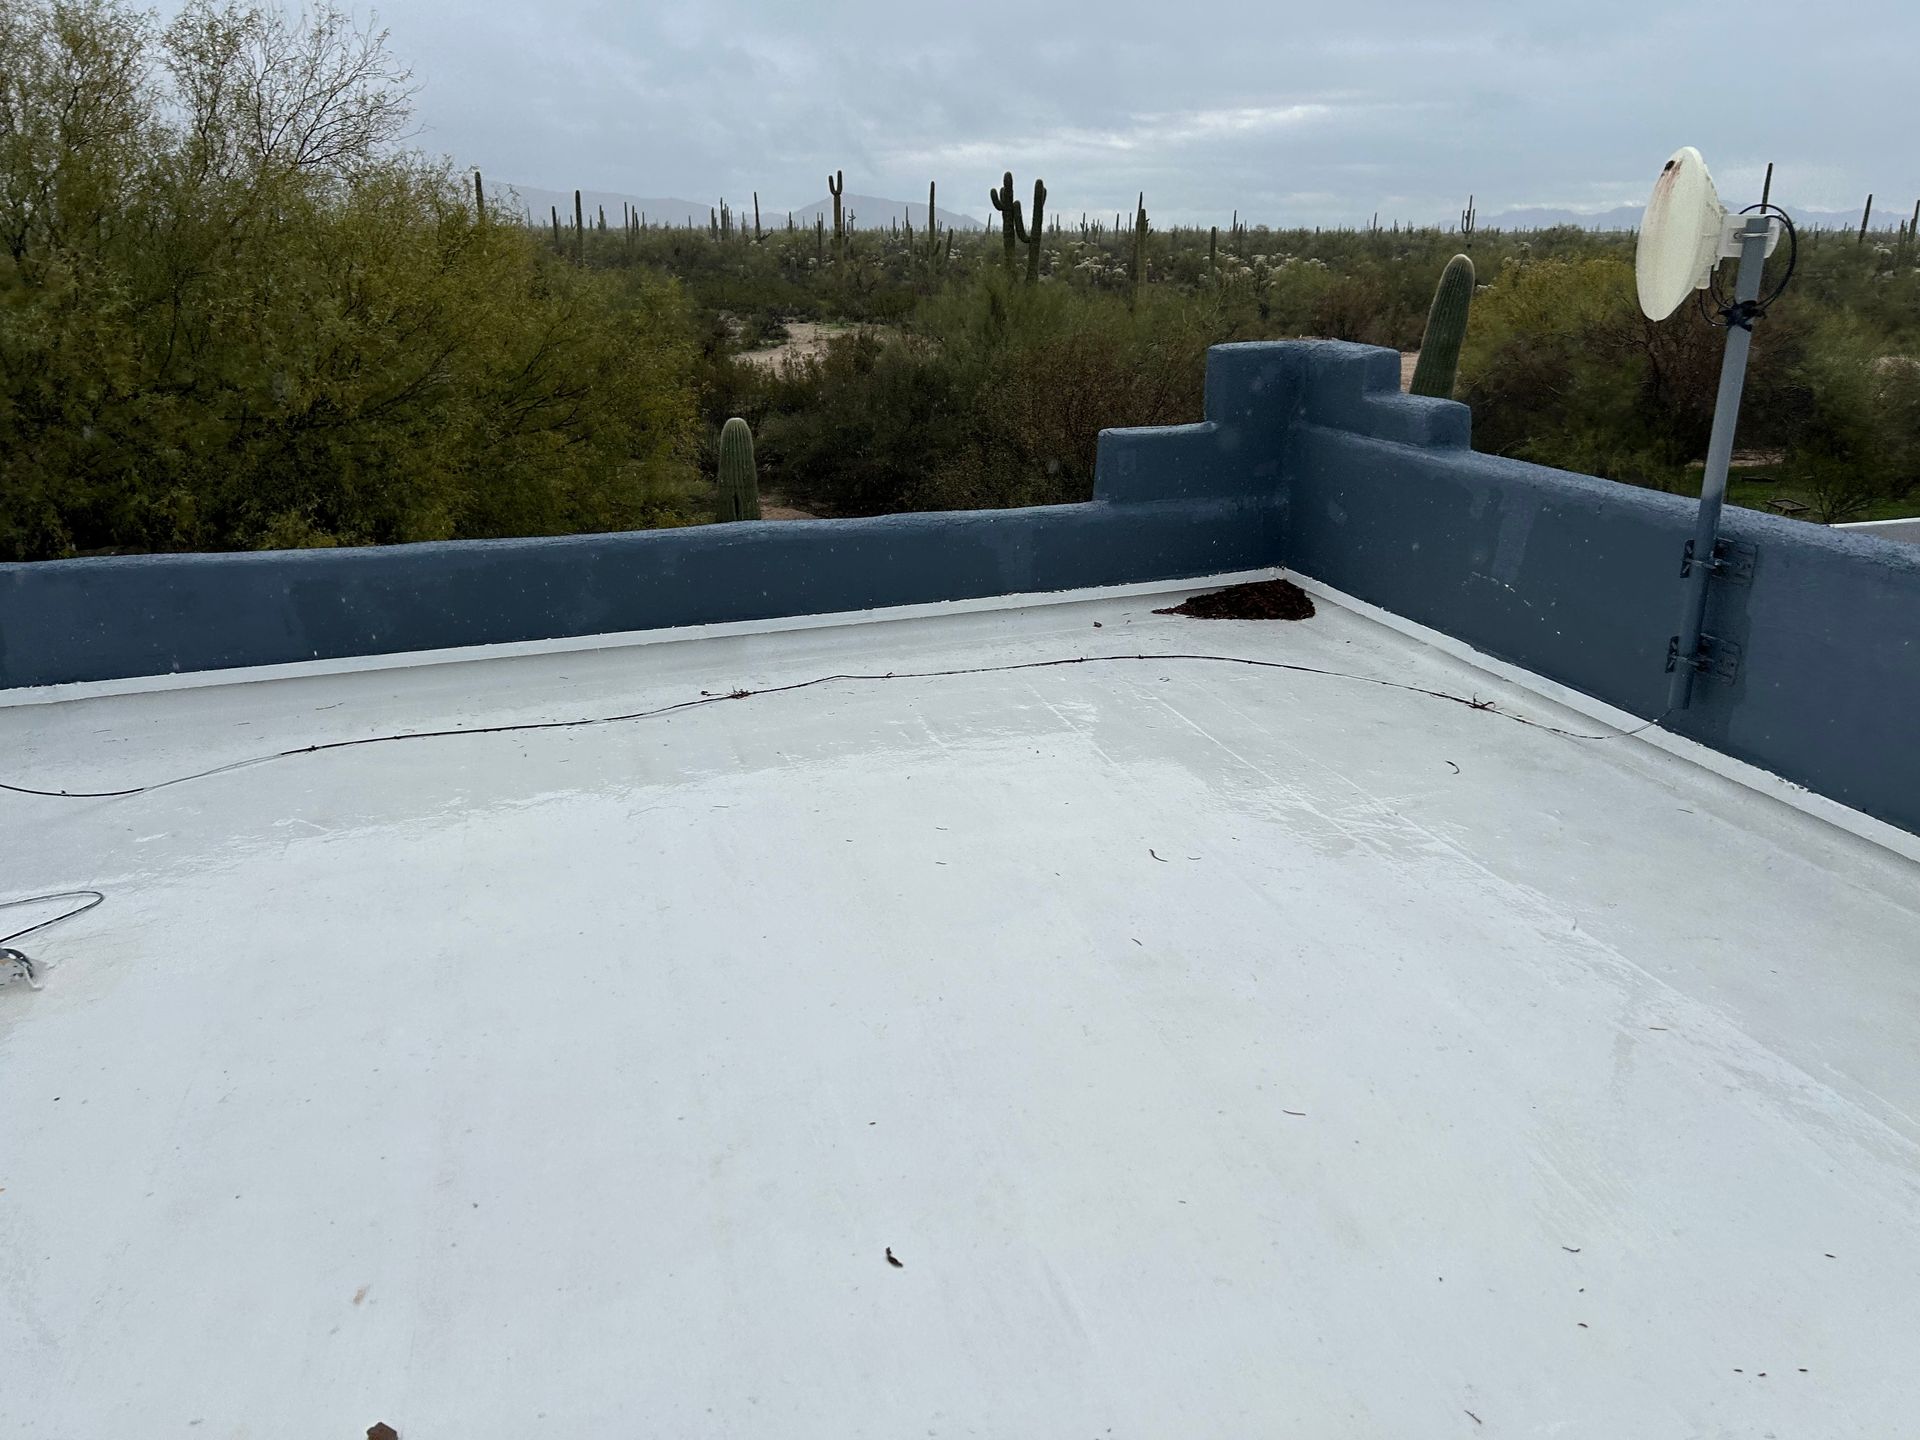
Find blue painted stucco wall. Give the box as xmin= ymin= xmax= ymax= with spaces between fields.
xmin=5 ymin=339 xmax=1919 ymax=836
xmin=1268 ymin=342 xmax=1920 ymax=836
xmin=0 ymin=344 xmax=1291 ymax=692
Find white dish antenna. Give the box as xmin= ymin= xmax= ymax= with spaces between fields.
xmin=1638 ymin=145 xmax=1797 ymax=717
xmin=1635 ymin=147 xmax=1779 ymax=321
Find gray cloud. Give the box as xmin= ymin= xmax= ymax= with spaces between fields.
xmin=350 ymin=0 xmax=1910 ymax=223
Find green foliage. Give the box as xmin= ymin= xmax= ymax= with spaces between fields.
xmin=1458 ymin=249 xmax=1920 ymax=508
xmin=1459 ymin=257 xmax=1704 ymax=484
xmin=1763 ymin=313 xmax=1920 ymax=517
xmin=0 ymin=0 xmax=700 ymax=560
xmin=714 ymin=417 xmax=760 ymax=521
xmin=1408 ymin=254 xmax=1474 ymax=399
xmin=743 ymin=273 xmax=1217 ymax=517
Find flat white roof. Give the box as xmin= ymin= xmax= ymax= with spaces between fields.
xmin=4 ymin=578 xmax=1918 ymax=1437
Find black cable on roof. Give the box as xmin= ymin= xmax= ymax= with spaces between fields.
xmin=0 ymin=652 xmax=1668 ymax=802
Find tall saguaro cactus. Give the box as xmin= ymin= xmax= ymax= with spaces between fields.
xmin=1022 ymin=177 xmax=1047 ymax=284
xmin=828 ymin=170 xmax=845 ymax=261
xmin=573 ymin=189 xmax=584 ymax=264
xmin=473 ymin=169 xmax=485 ymax=222
xmin=924 ymin=180 xmax=943 ymax=274
xmin=1130 ymin=193 xmax=1149 ymax=309
xmin=715 ymin=418 xmax=761 ymax=522
xmin=990 ymin=172 xmax=1022 ymax=276
xmin=1408 ymin=254 xmax=1475 ymax=399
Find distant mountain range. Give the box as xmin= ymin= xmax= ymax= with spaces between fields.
xmin=789 ymin=193 xmax=984 ymax=232
xmin=502 ymin=184 xmax=984 ymax=232
xmin=500 ymin=183 xmax=1886 ymax=236
xmin=1489 ymin=203 xmax=1875 ymax=231
xmin=503 ymin=185 xmax=716 ymax=229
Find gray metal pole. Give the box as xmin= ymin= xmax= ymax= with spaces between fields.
xmin=1666 ymin=216 xmax=1774 ymax=711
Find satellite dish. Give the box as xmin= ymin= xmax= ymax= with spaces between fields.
xmin=1636 ymin=147 xmax=1780 ymax=320
xmin=1636 ymin=147 xmax=1728 ymax=320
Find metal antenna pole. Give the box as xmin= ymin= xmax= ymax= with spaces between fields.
xmin=1666 ymin=215 xmax=1774 ymax=711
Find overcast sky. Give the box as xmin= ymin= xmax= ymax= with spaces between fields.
xmin=363 ymin=0 xmax=1910 ymax=225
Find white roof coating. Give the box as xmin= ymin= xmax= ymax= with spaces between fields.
xmin=3 ymin=576 xmax=1918 ymax=1439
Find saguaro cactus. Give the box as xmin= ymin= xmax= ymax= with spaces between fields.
xmin=923 ymin=180 xmax=943 ymax=273
xmin=989 ymin=172 xmax=1022 ymax=275
xmin=828 ymin=170 xmax=845 ymax=260
xmin=550 ymin=205 xmax=560 ymax=247
xmin=573 ymin=189 xmax=584 ymax=264
xmin=1130 ymin=193 xmax=1149 ymax=309
xmin=714 ymin=418 xmax=761 ymax=522
xmin=1023 ymin=177 xmax=1047 ymax=284
xmin=1408 ymin=254 xmax=1475 ymax=399
xmin=473 ymin=169 xmax=485 ymax=222
xmin=1459 ymin=194 xmax=1476 ymax=248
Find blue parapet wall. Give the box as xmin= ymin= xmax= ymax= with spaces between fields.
xmin=5 ymin=339 xmax=1919 ymax=836
xmin=0 ymin=345 xmax=1297 ymax=691
xmin=0 ymin=498 xmax=1283 ymax=688
xmin=1275 ymin=341 xmax=1920 ymax=838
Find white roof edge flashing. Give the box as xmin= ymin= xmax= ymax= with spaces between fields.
xmin=1288 ymin=576 xmax=1920 ymax=867
xmin=9 ymin=565 xmax=1913 ymax=865
xmin=0 ymin=569 xmax=1286 ymax=709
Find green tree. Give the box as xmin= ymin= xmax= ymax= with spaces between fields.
xmin=0 ymin=0 xmax=699 ymax=559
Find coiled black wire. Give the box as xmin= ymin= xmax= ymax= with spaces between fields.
xmin=1 ymin=889 xmax=104 ymax=946
xmin=1696 ymin=202 xmax=1798 ymax=330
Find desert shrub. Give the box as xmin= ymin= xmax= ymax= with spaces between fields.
xmin=1764 ymin=314 xmax=1920 ymax=508
xmin=745 ymin=274 xmax=1215 ymax=516
xmin=0 ymin=0 xmax=700 ymax=559
xmin=1459 ymin=249 xmax=1920 ymax=505
xmin=1458 ymin=256 xmax=1718 ymax=486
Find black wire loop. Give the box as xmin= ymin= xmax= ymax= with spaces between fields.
xmin=1696 ymin=202 xmax=1797 ymax=330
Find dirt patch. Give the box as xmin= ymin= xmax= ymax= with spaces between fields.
xmin=757 ymin=491 xmax=816 ymax=521
xmin=736 ymin=322 xmax=866 ymax=373
xmin=1155 ymin=578 xmax=1316 ymax=621
xmin=1401 ymin=350 xmax=1419 ymax=390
